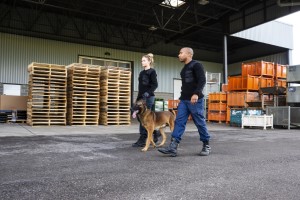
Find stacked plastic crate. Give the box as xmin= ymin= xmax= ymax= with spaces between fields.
xmin=227 ymin=61 xmax=276 ymax=126
xmin=100 ymin=66 xmax=131 ymax=125
xmin=66 ymin=63 xmax=101 ymax=126
xmin=207 ymin=92 xmax=227 ymax=123
xmin=274 ymin=64 xmax=287 ymax=88
xmin=27 ymin=62 xmax=67 ymax=126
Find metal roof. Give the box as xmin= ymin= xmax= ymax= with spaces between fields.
xmin=0 ymin=0 xmax=299 ymax=63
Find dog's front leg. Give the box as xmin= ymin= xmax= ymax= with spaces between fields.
xmin=141 ymin=126 xmax=155 ymax=152
xmin=156 ymin=128 xmax=167 ymax=147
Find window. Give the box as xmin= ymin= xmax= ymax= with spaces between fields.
xmin=78 ymin=56 xmax=131 ymax=69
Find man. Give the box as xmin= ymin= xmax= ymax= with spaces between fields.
xmin=158 ymin=47 xmax=211 ymax=157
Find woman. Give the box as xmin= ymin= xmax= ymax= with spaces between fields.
xmin=132 ymin=53 xmax=161 ymax=147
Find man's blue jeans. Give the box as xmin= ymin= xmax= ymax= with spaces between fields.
xmin=171 ymin=98 xmax=210 ymax=143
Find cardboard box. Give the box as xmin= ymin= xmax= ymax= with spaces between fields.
xmin=0 ymin=95 xmax=28 ymax=110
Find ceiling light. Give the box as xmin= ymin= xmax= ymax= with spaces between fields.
xmin=160 ymin=0 xmax=186 ymax=8
xmin=198 ymin=0 xmax=209 ymax=5
xmin=148 ymin=25 xmax=158 ymax=31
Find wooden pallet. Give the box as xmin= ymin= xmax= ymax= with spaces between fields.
xmin=7 ymin=119 xmax=27 ymax=123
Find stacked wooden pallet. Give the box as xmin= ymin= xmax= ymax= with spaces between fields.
xmin=27 ymin=62 xmax=67 ymax=126
xmin=67 ymin=63 xmax=101 ymax=125
xmin=100 ymin=66 xmax=131 ymax=125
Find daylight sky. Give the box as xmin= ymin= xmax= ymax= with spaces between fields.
xmin=276 ymin=11 xmax=300 ymax=65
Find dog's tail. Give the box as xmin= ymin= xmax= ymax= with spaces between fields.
xmin=168 ymin=109 xmax=176 ymax=116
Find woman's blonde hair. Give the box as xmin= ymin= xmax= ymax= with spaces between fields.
xmin=143 ymin=53 xmax=154 ymax=67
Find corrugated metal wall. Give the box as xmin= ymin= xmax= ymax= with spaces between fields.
xmin=0 ymin=33 xmax=223 ymax=93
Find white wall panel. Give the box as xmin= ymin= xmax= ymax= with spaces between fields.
xmin=0 ymin=33 xmax=222 ymax=93
xmin=232 ymin=21 xmax=293 ymax=49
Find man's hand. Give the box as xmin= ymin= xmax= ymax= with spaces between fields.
xmin=142 ymin=92 xmax=150 ymax=98
xmin=191 ymin=94 xmax=198 ymax=104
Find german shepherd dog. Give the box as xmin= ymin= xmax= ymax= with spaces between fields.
xmin=132 ymin=100 xmax=176 ymax=152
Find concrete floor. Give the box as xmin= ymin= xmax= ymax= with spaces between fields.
xmin=0 ymin=120 xmax=300 ymax=200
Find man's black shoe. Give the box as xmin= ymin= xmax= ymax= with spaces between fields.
xmin=132 ymin=135 xmax=147 ymax=147
xmin=199 ymin=145 xmax=211 ymax=156
xmin=157 ymin=138 xmax=178 ymax=157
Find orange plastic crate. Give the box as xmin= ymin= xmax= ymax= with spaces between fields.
xmin=228 ymin=76 xmax=243 ymax=91
xmin=275 ymin=64 xmax=287 ymax=78
xmin=228 ymin=75 xmax=259 ymax=91
xmin=242 ymin=61 xmax=274 ymax=77
xmin=227 ymin=92 xmax=259 ymax=107
xmin=241 ymin=63 xmax=256 ymax=77
xmin=168 ymin=99 xmax=180 ymax=109
xmin=222 ymin=84 xmax=228 ymax=92
xmin=208 ymin=92 xmax=227 ymax=102
xmin=208 ymin=102 xmax=227 ymax=112
xmin=208 ymin=112 xmax=226 ymax=122
xmin=275 ymin=79 xmax=287 ymax=88
xmin=168 ymin=99 xmax=180 ymax=116
xmin=259 ymin=77 xmax=274 ymax=88
xmin=226 ymin=107 xmax=231 ymax=122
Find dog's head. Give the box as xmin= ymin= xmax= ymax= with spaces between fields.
xmin=131 ymin=100 xmax=147 ymax=118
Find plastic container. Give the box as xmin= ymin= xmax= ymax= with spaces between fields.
xmin=222 ymin=84 xmax=228 ymax=92
xmin=242 ymin=114 xmax=273 ymax=130
xmin=227 ymin=92 xmax=259 ymax=107
xmin=208 ymin=102 xmax=227 ymax=111
xmin=154 ymin=99 xmax=164 ymax=112
xmin=208 ymin=92 xmax=227 ymax=102
xmin=168 ymin=99 xmax=180 ymax=109
xmin=226 ymin=107 xmax=231 ymax=122
xmin=275 ymin=64 xmax=287 ymax=78
xmin=208 ymin=111 xmax=226 ymax=122
xmin=259 ymin=77 xmax=274 ymax=88
xmin=242 ymin=61 xmax=274 ymax=77
xmin=230 ymin=108 xmax=263 ymax=126
xmin=228 ymin=75 xmax=259 ymax=91
xmin=275 ymin=79 xmax=286 ymax=88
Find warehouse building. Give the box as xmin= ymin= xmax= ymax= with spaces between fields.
xmin=0 ymin=0 xmax=299 ymax=126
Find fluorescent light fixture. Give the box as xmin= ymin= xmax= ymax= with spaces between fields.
xmin=148 ymin=25 xmax=158 ymax=31
xmin=198 ymin=0 xmax=209 ymax=5
xmin=160 ymin=0 xmax=186 ymax=8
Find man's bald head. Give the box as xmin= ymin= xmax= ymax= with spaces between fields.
xmin=181 ymin=47 xmax=194 ymax=56
xmin=178 ymin=47 xmax=194 ymax=64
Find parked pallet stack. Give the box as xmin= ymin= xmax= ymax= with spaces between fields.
xmin=27 ymin=62 xmax=67 ymax=126
xmin=67 ymin=63 xmax=101 ymax=125
xmin=100 ymin=66 xmax=131 ymax=125
xmin=207 ymin=92 xmax=227 ymax=123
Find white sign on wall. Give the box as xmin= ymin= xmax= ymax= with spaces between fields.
xmin=3 ymin=84 xmax=21 ymax=96
xmin=173 ymin=78 xmax=181 ymax=100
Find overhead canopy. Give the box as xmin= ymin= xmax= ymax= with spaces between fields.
xmin=0 ymin=0 xmax=299 ymax=63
